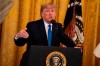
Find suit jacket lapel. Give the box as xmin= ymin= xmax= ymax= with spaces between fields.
xmin=39 ymin=19 xmax=48 ymax=45
xmin=52 ymin=22 xmax=58 ymax=45
xmin=38 ymin=19 xmax=58 ymax=46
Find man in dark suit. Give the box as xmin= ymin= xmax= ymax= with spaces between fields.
xmin=14 ymin=3 xmax=76 ymax=66
xmin=14 ymin=3 xmax=75 ymax=48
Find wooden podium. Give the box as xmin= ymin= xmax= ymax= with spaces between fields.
xmin=20 ymin=46 xmax=82 ymax=66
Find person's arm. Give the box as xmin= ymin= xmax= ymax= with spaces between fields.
xmin=58 ymin=23 xmax=76 ymax=47
xmin=14 ymin=29 xmax=29 ymax=46
xmin=14 ymin=37 xmax=28 ymax=46
xmin=60 ymin=34 xmax=76 ymax=47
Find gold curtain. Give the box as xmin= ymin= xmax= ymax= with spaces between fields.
xmin=0 ymin=0 xmax=100 ymax=66
xmin=82 ymin=0 xmax=100 ymax=66
xmin=0 ymin=0 xmax=69 ymax=66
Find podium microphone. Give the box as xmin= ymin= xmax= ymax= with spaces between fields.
xmin=51 ymin=20 xmax=55 ymax=23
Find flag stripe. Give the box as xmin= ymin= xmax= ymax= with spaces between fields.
xmin=63 ymin=0 xmax=84 ymax=44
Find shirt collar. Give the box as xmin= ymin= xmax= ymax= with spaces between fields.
xmin=43 ymin=20 xmax=52 ymax=27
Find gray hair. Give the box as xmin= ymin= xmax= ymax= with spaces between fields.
xmin=40 ymin=3 xmax=56 ymax=13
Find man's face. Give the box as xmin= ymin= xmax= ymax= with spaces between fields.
xmin=41 ymin=8 xmax=56 ymax=23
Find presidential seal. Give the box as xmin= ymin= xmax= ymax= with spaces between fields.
xmin=46 ymin=51 xmax=67 ymax=66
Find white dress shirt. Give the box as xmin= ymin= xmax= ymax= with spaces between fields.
xmin=43 ymin=21 xmax=52 ymax=38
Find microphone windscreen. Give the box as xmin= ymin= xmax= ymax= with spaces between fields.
xmin=51 ymin=20 xmax=55 ymax=23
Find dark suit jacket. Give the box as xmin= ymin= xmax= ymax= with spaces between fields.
xmin=14 ymin=19 xmax=76 ymax=66
xmin=14 ymin=19 xmax=75 ymax=48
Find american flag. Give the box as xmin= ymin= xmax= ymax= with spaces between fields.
xmin=0 ymin=0 xmax=13 ymax=24
xmin=63 ymin=0 xmax=84 ymax=45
